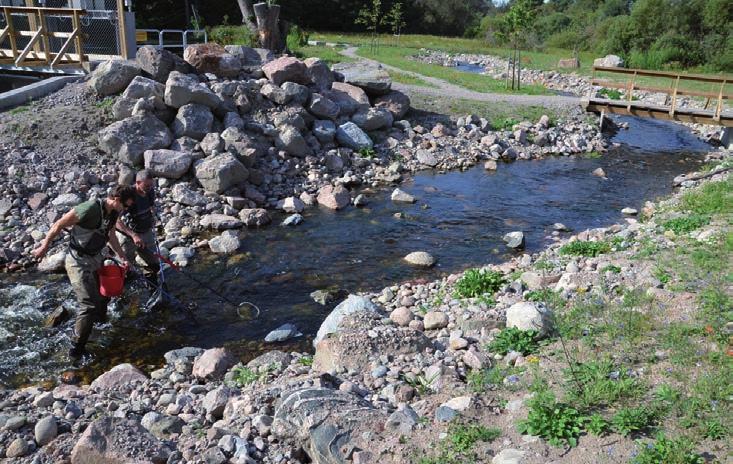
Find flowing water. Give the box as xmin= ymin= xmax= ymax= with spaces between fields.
xmin=0 ymin=116 xmax=712 ymax=387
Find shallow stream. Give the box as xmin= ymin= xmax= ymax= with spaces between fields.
xmin=0 ymin=116 xmax=712 ymax=387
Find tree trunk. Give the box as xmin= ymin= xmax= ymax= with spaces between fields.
xmin=236 ymin=0 xmax=257 ymax=33
xmin=253 ymin=2 xmax=284 ymax=52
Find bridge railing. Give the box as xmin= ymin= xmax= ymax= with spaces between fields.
xmin=590 ymin=66 xmax=733 ymax=122
xmin=0 ymin=6 xmax=87 ymax=69
xmin=135 ymin=28 xmax=207 ymax=54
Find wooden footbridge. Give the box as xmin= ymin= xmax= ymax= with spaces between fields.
xmin=582 ymin=66 xmax=733 ymax=127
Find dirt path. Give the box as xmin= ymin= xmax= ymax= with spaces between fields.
xmin=340 ymin=47 xmax=581 ymax=109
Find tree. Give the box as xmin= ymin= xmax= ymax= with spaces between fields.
xmin=387 ymin=2 xmax=406 ymax=39
xmin=497 ymin=0 xmax=537 ymax=90
xmin=236 ymin=0 xmax=289 ymax=51
xmin=355 ymin=0 xmax=384 ymax=53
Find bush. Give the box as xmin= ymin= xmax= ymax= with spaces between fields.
xmin=611 ymin=406 xmax=657 ymax=436
xmin=454 ymin=268 xmax=506 ymax=299
xmin=517 ymin=389 xmax=585 ymax=447
xmin=286 ymin=25 xmax=309 ymax=52
xmin=209 ymin=25 xmax=255 ymax=46
xmin=559 ymin=240 xmax=611 ymax=257
xmin=488 ymin=327 xmax=540 ymax=355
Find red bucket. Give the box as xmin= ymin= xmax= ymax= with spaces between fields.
xmin=98 ymin=264 xmax=127 ymax=297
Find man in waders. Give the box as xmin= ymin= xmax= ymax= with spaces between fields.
xmin=32 ymin=185 xmax=136 ymax=358
xmin=115 ymin=170 xmax=161 ymax=286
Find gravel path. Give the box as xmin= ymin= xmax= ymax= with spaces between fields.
xmin=340 ymin=47 xmax=581 ymax=109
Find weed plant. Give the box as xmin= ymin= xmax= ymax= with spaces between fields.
xmin=631 ymin=435 xmax=704 ymax=464
xmin=662 ymin=215 xmax=710 ymax=234
xmin=559 ymin=240 xmax=611 ymax=257
xmin=487 ymin=327 xmax=540 ymax=355
xmin=453 ymin=269 xmax=505 ymax=299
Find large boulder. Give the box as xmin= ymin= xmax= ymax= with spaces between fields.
xmin=275 ymin=125 xmax=311 ymax=158
xmin=192 ymin=347 xmax=235 ymax=379
xmin=304 ymin=57 xmax=333 ymax=91
xmin=200 ymin=214 xmax=242 ymax=230
xmin=313 ymin=120 xmax=336 ymax=143
xmin=281 ymin=82 xmax=311 ymax=105
xmin=317 ymin=184 xmax=350 ymax=210
xmin=273 ymin=388 xmax=388 ymax=464
xmin=172 ymin=103 xmax=213 ymax=140
xmin=225 ymin=45 xmax=274 ymax=68
xmin=593 ymin=54 xmax=624 ymax=68
xmin=262 ymin=56 xmax=308 ymax=86
xmin=183 ymin=43 xmax=240 ymax=77
xmin=164 ymin=71 xmax=220 ymax=109
xmin=122 ymin=76 xmax=165 ymax=107
xmin=70 ymin=417 xmax=168 ymax=464
xmin=351 ymin=107 xmax=393 ymax=131
xmin=171 ymin=183 xmax=207 ymax=206
xmin=332 ymin=61 xmax=392 ymax=96
xmin=239 ymin=208 xmax=271 ymax=227
xmin=307 ymin=93 xmax=340 ymax=120
xmin=136 ymin=45 xmax=192 ymax=83
xmin=90 ymin=363 xmax=147 ymax=391
xmin=505 ymin=301 xmax=554 ymax=337
xmin=314 ymin=326 xmax=431 ymax=372
xmin=325 ymin=82 xmax=370 ymax=116
xmin=336 ymin=122 xmax=373 ymax=150
xmin=88 ymin=59 xmax=140 ymax=96
xmin=314 ymin=294 xmax=382 ymax=345
xmin=373 ymin=90 xmax=411 ymax=119
xmin=195 ymin=153 xmax=248 ymax=194
xmin=143 ymin=149 xmax=192 ymax=179
xmin=98 ymin=114 xmax=172 ymax=165
xmin=209 ymin=231 xmax=241 ymax=254
xmin=260 ymin=82 xmax=291 ymax=105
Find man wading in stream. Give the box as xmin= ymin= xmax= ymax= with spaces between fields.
xmin=32 ymin=185 xmax=136 ymax=359
xmin=115 ymin=170 xmax=161 ymax=286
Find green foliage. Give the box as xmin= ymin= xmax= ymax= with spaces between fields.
xmin=525 ymin=289 xmax=564 ymax=309
xmin=358 ymin=147 xmax=376 ymax=158
xmin=466 ymin=367 xmax=504 ymax=393
xmin=517 ymin=388 xmax=585 ymax=447
xmin=612 ymin=406 xmax=657 ymax=437
xmin=447 ymin=423 xmax=502 ymax=453
xmin=602 ymin=264 xmax=622 ymax=274
xmin=586 ymin=413 xmax=609 ymax=436
xmin=492 ymin=117 xmax=519 ymax=130
xmin=386 ymin=2 xmax=406 ymax=36
xmin=680 ymin=178 xmax=733 ymax=216
xmin=488 ymin=327 xmax=540 ymax=355
xmin=453 ymin=269 xmax=505 ymax=299
xmin=631 ymin=435 xmax=704 ymax=464
xmin=209 ymin=25 xmax=255 ymax=46
xmin=298 ymin=356 xmax=313 ymax=366
xmin=564 ymin=359 xmax=644 ymax=409
xmin=598 ymin=88 xmax=623 ymax=100
xmin=286 ymin=25 xmax=310 ymax=51
xmin=231 ymin=366 xmax=261 ymax=387
xmin=662 ymin=215 xmax=710 ymax=234
xmin=559 ymin=240 xmax=611 ymax=257
xmin=8 ymin=105 xmax=30 ymax=115
xmin=402 ymin=372 xmax=438 ymax=395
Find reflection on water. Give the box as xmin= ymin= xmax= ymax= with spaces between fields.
xmin=0 ymin=119 xmax=709 ymax=387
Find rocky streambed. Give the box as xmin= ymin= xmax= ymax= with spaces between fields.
xmin=0 ymin=42 xmax=730 ymax=464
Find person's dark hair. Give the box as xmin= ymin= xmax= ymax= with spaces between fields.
xmin=110 ymin=185 xmax=135 ymax=205
xmin=136 ymin=169 xmax=152 ymax=182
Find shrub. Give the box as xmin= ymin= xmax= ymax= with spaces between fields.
xmin=231 ymin=366 xmax=260 ymax=386
xmin=611 ymin=406 xmax=657 ymax=436
xmin=286 ymin=24 xmax=309 ymax=51
xmin=564 ymin=359 xmax=644 ymax=408
xmin=598 ymin=88 xmax=623 ymax=100
xmin=454 ymin=269 xmax=505 ymax=299
xmin=517 ymin=389 xmax=585 ymax=447
xmin=448 ymin=423 xmax=502 ymax=453
xmin=488 ymin=327 xmax=540 ymax=355
xmin=559 ymin=240 xmax=611 ymax=257
xmin=209 ymin=25 xmax=255 ymax=46
xmin=466 ymin=367 xmax=504 ymax=392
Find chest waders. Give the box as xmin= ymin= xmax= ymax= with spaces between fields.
xmin=65 ymin=199 xmax=119 ymax=354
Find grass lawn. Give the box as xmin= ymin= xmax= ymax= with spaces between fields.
xmin=387 ymin=70 xmax=436 ymax=88
xmin=290 ymin=45 xmax=354 ymax=66
xmin=408 ymin=93 xmax=562 ymax=125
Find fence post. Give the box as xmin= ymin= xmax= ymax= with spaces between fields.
xmin=116 ymin=0 xmax=127 ymax=59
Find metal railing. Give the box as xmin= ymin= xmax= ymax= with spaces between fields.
xmin=136 ymin=28 xmax=206 ymax=53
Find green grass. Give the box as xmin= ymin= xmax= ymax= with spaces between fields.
xmin=291 ymin=44 xmax=354 ymax=66
xmin=408 ymin=93 xmax=560 ymax=122
xmin=8 ymin=105 xmax=30 ymax=115
xmin=632 ymin=435 xmax=704 ymax=464
xmin=230 ymin=366 xmax=261 ymax=387
xmin=388 ymin=70 xmax=436 ymax=87
xmin=417 ymin=422 xmax=501 ymax=464
xmin=564 ymin=359 xmax=645 ymax=409
xmin=517 ymin=385 xmax=586 ymax=447
xmin=354 ymin=46 xmax=550 ymax=95
xmin=680 ymin=178 xmax=733 ymax=216
xmin=662 ymin=215 xmax=711 ymax=234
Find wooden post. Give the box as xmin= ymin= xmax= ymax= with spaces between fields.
xmin=117 ymin=0 xmax=128 ymax=59
xmin=72 ymin=10 xmax=83 ymax=65
xmin=38 ymin=9 xmax=50 ymax=64
xmin=713 ymin=80 xmax=726 ymax=122
xmin=627 ymin=71 xmax=637 ymax=111
xmin=25 ymin=0 xmax=40 ymax=54
xmin=4 ymin=7 xmax=19 ymax=60
xmin=669 ymin=75 xmax=680 ymax=117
